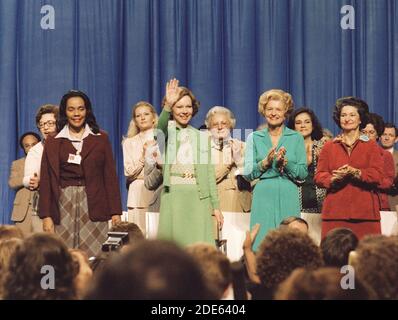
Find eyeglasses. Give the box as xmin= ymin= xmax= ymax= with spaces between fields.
xmin=38 ymin=120 xmax=56 ymax=129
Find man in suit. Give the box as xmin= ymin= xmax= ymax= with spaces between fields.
xmin=380 ymin=123 xmax=398 ymax=210
xmin=8 ymin=132 xmax=41 ymax=235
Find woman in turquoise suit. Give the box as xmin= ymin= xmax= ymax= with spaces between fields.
xmin=156 ymin=78 xmax=223 ymax=246
xmin=244 ymin=89 xmax=308 ymax=250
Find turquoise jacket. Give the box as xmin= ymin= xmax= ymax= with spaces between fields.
xmin=156 ymin=109 xmax=220 ymax=210
xmin=243 ymin=126 xmax=308 ymax=182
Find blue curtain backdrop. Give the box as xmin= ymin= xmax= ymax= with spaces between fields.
xmin=1 ymin=0 xmax=397 ymax=223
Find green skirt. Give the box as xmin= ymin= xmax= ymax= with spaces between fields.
xmin=158 ymin=184 xmax=214 ymax=247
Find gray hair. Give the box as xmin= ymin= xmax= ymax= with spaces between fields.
xmin=205 ymin=106 xmax=236 ymax=129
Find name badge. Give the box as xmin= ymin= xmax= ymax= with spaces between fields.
xmin=67 ymin=153 xmax=82 ymax=165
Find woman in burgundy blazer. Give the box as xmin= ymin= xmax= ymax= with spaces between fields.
xmin=39 ymin=90 xmax=122 ymax=257
xmin=314 ymin=97 xmax=383 ymax=240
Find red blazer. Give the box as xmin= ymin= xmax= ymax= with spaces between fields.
xmin=314 ymin=138 xmax=383 ymax=221
xmin=39 ymin=130 xmax=122 ymax=224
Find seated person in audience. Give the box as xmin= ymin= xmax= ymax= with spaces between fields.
xmin=274 ymin=267 xmax=374 ymax=300
xmin=186 ymin=243 xmax=232 ymax=299
xmin=0 ymin=238 xmax=22 ymax=299
xmin=320 ymin=228 xmax=358 ymax=268
xmin=361 ymin=113 xmax=395 ymax=210
xmin=85 ymin=240 xmax=215 ymax=300
xmin=8 ymin=131 xmax=41 ymax=235
xmin=350 ymin=235 xmax=398 ymax=300
xmin=110 ymin=221 xmax=145 ymax=245
xmin=279 ymin=216 xmax=309 ymax=233
xmin=69 ymin=249 xmax=93 ymax=299
xmin=23 ymin=104 xmax=59 ymax=233
xmin=245 ymin=228 xmax=323 ymax=299
xmin=0 ymin=225 xmax=24 ymax=241
xmin=2 ymin=233 xmax=77 ymax=300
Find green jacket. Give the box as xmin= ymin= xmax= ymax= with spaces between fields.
xmin=156 ymin=109 xmax=220 ymax=209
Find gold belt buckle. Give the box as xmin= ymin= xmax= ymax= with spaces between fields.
xmin=182 ymin=172 xmax=194 ymax=179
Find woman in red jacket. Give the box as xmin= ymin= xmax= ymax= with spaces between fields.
xmin=314 ymin=97 xmax=384 ymax=239
xmin=39 ymin=90 xmax=122 ymax=257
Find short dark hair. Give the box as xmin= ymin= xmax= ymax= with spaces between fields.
xmin=110 ymin=222 xmax=145 ymax=244
xmin=256 ymin=229 xmax=323 ymax=291
xmin=333 ymin=96 xmax=369 ymax=130
xmin=320 ymin=228 xmax=358 ymax=267
xmin=287 ymin=107 xmax=324 ymax=141
xmin=35 ymin=104 xmax=59 ymax=127
xmin=280 ymin=216 xmax=309 ymax=229
xmin=86 ymin=240 xmax=214 ymax=300
xmin=366 ymin=113 xmax=385 ymax=138
xmin=384 ymin=123 xmax=398 ymax=137
xmin=19 ymin=132 xmax=41 ymax=150
xmin=58 ymin=90 xmax=100 ymax=134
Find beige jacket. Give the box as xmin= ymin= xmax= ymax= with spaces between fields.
xmin=8 ymin=157 xmax=36 ymax=222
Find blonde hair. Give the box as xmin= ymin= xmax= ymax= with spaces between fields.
xmin=205 ymin=106 xmax=236 ymax=129
xmin=258 ymin=89 xmax=294 ymax=118
xmin=125 ymin=101 xmax=158 ymax=138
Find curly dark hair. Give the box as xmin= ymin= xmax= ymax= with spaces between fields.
xmin=320 ymin=228 xmax=358 ymax=268
xmin=354 ymin=235 xmax=398 ymax=300
xmin=162 ymin=86 xmax=200 ymax=117
xmin=256 ymin=229 xmax=323 ymax=290
xmin=2 ymin=233 xmax=77 ymax=300
xmin=58 ymin=90 xmax=100 ymax=134
xmin=19 ymin=131 xmax=41 ymax=150
xmin=366 ymin=113 xmax=385 ymax=138
xmin=287 ymin=107 xmax=323 ymax=141
xmin=333 ymin=96 xmax=369 ymax=130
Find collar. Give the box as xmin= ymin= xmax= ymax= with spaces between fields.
xmin=55 ymin=124 xmax=99 ymax=141
xmin=256 ymin=125 xmax=296 ymax=137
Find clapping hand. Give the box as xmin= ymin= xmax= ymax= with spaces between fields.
xmin=261 ymin=147 xmax=276 ymax=170
xmin=276 ymin=147 xmax=288 ymax=172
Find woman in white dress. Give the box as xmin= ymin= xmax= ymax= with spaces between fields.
xmin=122 ymin=101 xmax=158 ymax=234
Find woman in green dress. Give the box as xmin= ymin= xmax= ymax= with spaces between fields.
xmin=244 ymin=89 xmax=308 ymax=250
xmin=156 ymin=78 xmax=223 ymax=246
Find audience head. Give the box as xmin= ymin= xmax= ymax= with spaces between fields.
xmin=35 ymin=104 xmax=59 ymax=140
xmin=280 ymin=216 xmax=309 ymax=234
xmin=3 ymin=233 xmax=77 ymax=300
xmin=320 ymin=228 xmax=358 ymax=268
xmin=0 ymin=238 xmax=22 ymax=298
xmin=258 ymin=89 xmax=294 ymax=127
xmin=333 ymin=96 xmax=369 ymax=131
xmin=86 ymin=240 xmax=213 ymax=300
xmin=19 ymin=132 xmax=41 ymax=155
xmin=380 ymin=123 xmax=398 ymax=149
xmin=205 ymin=106 xmax=236 ymax=140
xmin=275 ymin=267 xmax=374 ymax=300
xmin=287 ymin=107 xmax=323 ymax=141
xmin=110 ymin=221 xmax=145 ymax=246
xmin=256 ymin=229 xmax=323 ymax=291
xmin=186 ymin=243 xmax=232 ymax=299
xmin=0 ymin=225 xmax=24 ymax=242
xmin=58 ymin=90 xmax=99 ymax=134
xmin=361 ymin=113 xmax=385 ymax=141
xmin=352 ymin=235 xmax=398 ymax=299
xmin=126 ymin=101 xmax=158 ymax=138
